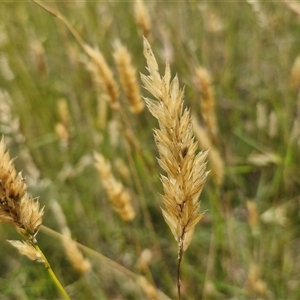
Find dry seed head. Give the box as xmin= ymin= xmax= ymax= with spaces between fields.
xmin=141 ymin=37 xmax=209 ymax=252
xmin=134 ymin=0 xmax=152 ymax=40
xmin=94 ymin=152 xmax=135 ymax=221
xmin=8 ymin=240 xmax=43 ymax=262
xmin=113 ymin=43 xmax=144 ymax=114
xmin=194 ymin=66 xmax=219 ymax=143
xmin=246 ymin=200 xmax=259 ymax=236
xmin=55 ymin=123 xmax=69 ymax=146
xmin=0 ymin=138 xmax=44 ymax=239
xmin=84 ymin=45 xmax=120 ymax=110
xmin=57 ymin=99 xmax=71 ymax=129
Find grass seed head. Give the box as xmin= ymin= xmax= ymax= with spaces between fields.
xmin=141 ymin=37 xmax=209 ymax=252
xmin=113 ymin=43 xmax=144 ymax=114
xmin=0 ymin=138 xmax=44 ymax=240
xmin=94 ymin=152 xmax=136 ymax=221
xmin=85 ymin=45 xmax=120 ymax=110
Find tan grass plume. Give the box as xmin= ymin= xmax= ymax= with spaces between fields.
xmin=140 ymin=37 xmax=209 ymax=253
xmin=134 ymin=0 xmax=152 ymax=40
xmin=113 ymin=43 xmax=144 ymax=114
xmin=94 ymin=152 xmax=135 ymax=222
xmin=0 ymin=137 xmax=44 ymax=241
xmin=85 ymin=45 xmax=120 ymax=110
xmin=194 ymin=66 xmax=219 ymax=143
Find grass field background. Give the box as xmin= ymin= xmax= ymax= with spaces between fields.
xmin=1 ymin=1 xmax=300 ymax=299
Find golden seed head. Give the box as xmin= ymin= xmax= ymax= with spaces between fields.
xmin=134 ymin=0 xmax=152 ymax=40
xmin=8 ymin=240 xmax=43 ymax=262
xmin=291 ymin=55 xmax=300 ymax=90
xmin=141 ymin=38 xmax=209 ymax=252
xmin=114 ymin=43 xmax=144 ymax=114
xmin=194 ymin=66 xmax=219 ymax=143
xmin=0 ymin=138 xmax=44 ymax=239
xmin=94 ymin=152 xmax=135 ymax=222
xmin=85 ymin=45 xmax=120 ymax=110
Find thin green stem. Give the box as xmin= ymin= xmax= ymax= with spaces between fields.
xmin=34 ymin=244 xmax=70 ymax=300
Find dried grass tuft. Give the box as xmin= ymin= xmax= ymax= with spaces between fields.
xmin=85 ymin=45 xmax=120 ymax=110
xmin=94 ymin=152 xmax=135 ymax=222
xmin=140 ymin=37 xmax=209 ymax=252
xmin=134 ymin=0 xmax=152 ymax=40
xmin=194 ymin=66 xmax=219 ymax=143
xmin=0 ymin=137 xmax=44 ymax=240
xmin=113 ymin=43 xmax=144 ymax=114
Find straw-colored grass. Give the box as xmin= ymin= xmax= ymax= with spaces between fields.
xmin=1 ymin=1 xmax=300 ymax=299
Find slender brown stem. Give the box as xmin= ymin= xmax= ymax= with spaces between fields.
xmin=177 ymin=239 xmax=184 ymax=300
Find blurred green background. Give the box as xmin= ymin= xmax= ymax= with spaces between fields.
xmin=1 ymin=1 xmax=300 ymax=299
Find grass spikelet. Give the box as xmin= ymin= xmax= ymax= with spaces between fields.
xmin=113 ymin=43 xmax=144 ymax=114
xmin=140 ymin=37 xmax=209 ymax=299
xmin=57 ymin=99 xmax=71 ymax=130
xmin=194 ymin=66 xmax=219 ymax=143
xmin=194 ymin=66 xmax=218 ymax=142
xmin=134 ymin=0 xmax=152 ymax=40
xmin=85 ymin=45 xmax=120 ymax=110
xmin=291 ymin=55 xmax=300 ymax=91
xmin=8 ymin=240 xmax=43 ymax=261
xmin=94 ymin=152 xmax=135 ymax=222
xmin=0 ymin=137 xmax=41 ymax=237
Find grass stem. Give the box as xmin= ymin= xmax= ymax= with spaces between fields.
xmin=177 ymin=241 xmax=184 ymax=300
xmin=34 ymin=244 xmax=70 ymax=300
